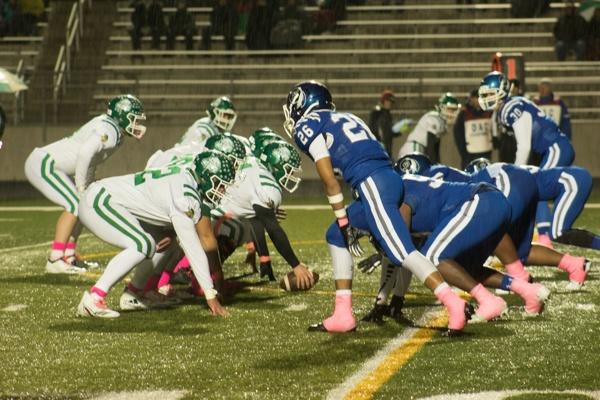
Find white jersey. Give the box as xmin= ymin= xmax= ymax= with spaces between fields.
xmin=212 ymin=156 xmax=281 ymax=219
xmin=398 ymin=111 xmax=446 ymax=158
xmin=179 ymin=116 xmax=221 ymax=146
xmin=41 ymin=114 xmax=123 ymax=191
xmin=145 ymin=142 xmax=206 ymax=169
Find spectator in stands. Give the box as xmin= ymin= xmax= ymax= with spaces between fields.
xmin=281 ymin=0 xmax=309 ymax=33
xmin=453 ymin=89 xmax=493 ymax=169
xmin=368 ymin=90 xmax=396 ymax=157
xmin=511 ymin=0 xmax=550 ymax=18
xmin=167 ymin=0 xmax=197 ymax=50
xmin=246 ymin=0 xmax=278 ymax=49
xmin=312 ymin=0 xmax=345 ymax=34
xmin=20 ymin=0 xmax=44 ymax=35
xmin=533 ymin=78 xmax=572 ymax=139
xmin=270 ymin=0 xmax=307 ymax=48
xmin=587 ymin=8 xmax=600 ymax=60
xmin=2 ymin=0 xmax=22 ymax=36
xmin=237 ymin=0 xmax=253 ymax=35
xmin=130 ymin=0 xmax=146 ymax=51
xmin=201 ymin=0 xmax=238 ymax=51
xmin=147 ymin=0 xmax=166 ymax=49
xmin=554 ymin=1 xmax=587 ymax=61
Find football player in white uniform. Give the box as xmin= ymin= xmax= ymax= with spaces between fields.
xmin=212 ymin=140 xmax=313 ymax=288
xmin=76 ymin=150 xmax=235 ymax=318
xmin=179 ymin=96 xmax=237 ymax=146
xmin=398 ymin=93 xmax=460 ymax=162
xmin=24 ymin=95 xmax=146 ymax=274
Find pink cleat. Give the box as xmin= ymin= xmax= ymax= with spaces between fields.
xmin=309 ymin=293 xmax=356 ymax=333
xmin=437 ymin=286 xmax=473 ymax=332
xmin=559 ymin=256 xmax=591 ymax=291
xmin=524 ymin=283 xmax=550 ymax=315
xmin=472 ymin=295 xmax=508 ymax=323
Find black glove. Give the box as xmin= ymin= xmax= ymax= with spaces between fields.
xmin=260 ymin=261 xmax=276 ymax=282
xmin=358 ymin=253 xmax=382 ymax=274
xmin=338 ymin=217 xmax=368 ymax=257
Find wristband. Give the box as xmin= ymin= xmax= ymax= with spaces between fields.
xmin=334 ymin=208 xmax=347 ymax=219
xmin=337 ymin=216 xmax=349 ymax=227
xmin=204 ymin=288 xmax=218 ymax=300
xmin=327 ymin=193 xmax=344 ymax=204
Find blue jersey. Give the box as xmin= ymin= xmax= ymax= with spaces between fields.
xmin=402 ymin=174 xmax=491 ymax=233
xmin=498 ymin=96 xmax=566 ymax=155
xmin=423 ymin=164 xmax=472 ymax=183
xmin=293 ymin=110 xmax=391 ymax=188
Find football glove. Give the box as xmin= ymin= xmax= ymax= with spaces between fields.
xmin=358 ymin=253 xmax=382 ymax=274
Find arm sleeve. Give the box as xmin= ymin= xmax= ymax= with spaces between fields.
xmin=512 ymin=112 xmax=533 ymax=166
xmin=248 ymin=215 xmax=270 ymax=258
xmin=307 ymin=133 xmax=330 ymax=162
xmin=425 ymin=132 xmax=439 ymax=163
xmin=171 ymin=213 xmax=214 ymax=295
xmin=453 ymin=111 xmax=468 ymax=162
xmin=75 ymin=135 xmax=104 ymax=192
xmin=560 ymin=101 xmax=571 ymax=138
xmin=252 ymin=204 xmax=300 ymax=268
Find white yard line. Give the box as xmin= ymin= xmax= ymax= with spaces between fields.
xmin=90 ymin=391 xmax=188 ymax=400
xmin=418 ymin=390 xmax=600 ymax=400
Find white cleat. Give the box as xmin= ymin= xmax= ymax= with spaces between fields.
xmin=119 ymin=289 xmax=151 ymax=311
xmin=77 ymin=291 xmax=120 ymax=318
xmin=46 ymin=258 xmax=85 ymax=274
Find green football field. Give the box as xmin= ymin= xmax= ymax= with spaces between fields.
xmin=0 ymin=200 xmax=599 ymax=400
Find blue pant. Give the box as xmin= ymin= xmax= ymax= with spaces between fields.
xmin=540 ymin=135 xmax=574 ymax=169
xmin=420 ymin=189 xmax=511 ymax=269
xmin=326 ymin=168 xmax=415 ymax=266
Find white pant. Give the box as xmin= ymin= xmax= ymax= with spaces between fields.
xmin=24 ymin=148 xmax=79 ymax=215
xmin=79 ymin=183 xmax=156 ymax=258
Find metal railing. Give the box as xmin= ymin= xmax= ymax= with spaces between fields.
xmin=53 ymin=0 xmax=92 ymax=115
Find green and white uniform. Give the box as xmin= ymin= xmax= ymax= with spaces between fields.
xmin=146 ymin=142 xmax=206 ymax=170
xmin=180 ymin=117 xmax=222 ymax=146
xmin=398 ymin=111 xmax=446 ymax=158
xmin=79 ymin=166 xmax=215 ymax=295
xmin=24 ymin=114 xmax=123 ymax=215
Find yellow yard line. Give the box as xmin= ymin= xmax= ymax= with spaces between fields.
xmin=343 ymin=311 xmax=448 ymax=400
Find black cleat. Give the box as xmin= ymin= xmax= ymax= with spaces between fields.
xmin=389 ymin=295 xmax=411 ymax=325
xmin=260 ymin=263 xmax=276 ymax=282
xmin=361 ymin=303 xmax=389 ymax=324
xmin=307 ymin=322 xmax=357 ymax=333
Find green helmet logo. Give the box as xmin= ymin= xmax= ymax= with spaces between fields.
xmin=206 ymin=96 xmax=237 ymax=132
xmin=107 ymin=94 xmax=146 ymax=139
xmin=193 ymin=150 xmax=236 ymax=207
xmin=252 ymin=132 xmax=286 ymax=158
xmin=258 ymin=141 xmax=302 ymax=193
xmin=204 ymin=133 xmax=246 ymax=170
xmin=436 ymin=92 xmax=460 ymax=124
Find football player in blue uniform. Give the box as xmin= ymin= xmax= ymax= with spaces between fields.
xmin=283 ymin=81 xmax=472 ymax=333
xmin=478 ymin=71 xmax=574 ymax=169
xmin=362 ymin=173 xmax=549 ymax=324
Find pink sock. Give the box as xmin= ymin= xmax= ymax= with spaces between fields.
xmin=50 ymin=241 xmax=67 ymax=261
xmin=90 ymin=286 xmax=107 ymax=299
xmin=537 ymin=233 xmax=553 ymax=248
xmin=157 ymin=270 xmax=172 ymax=288
xmin=469 ymin=283 xmax=493 ymax=303
xmin=174 ymin=256 xmax=190 ymax=273
xmin=435 ymin=284 xmax=468 ymax=331
xmin=322 ymin=290 xmax=355 ymax=332
xmin=558 ymin=254 xmax=584 ymax=273
xmin=505 ymin=260 xmax=530 ymax=281
xmin=143 ymin=275 xmax=161 ymax=292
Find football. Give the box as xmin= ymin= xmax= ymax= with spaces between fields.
xmin=279 ymin=270 xmax=320 ymax=292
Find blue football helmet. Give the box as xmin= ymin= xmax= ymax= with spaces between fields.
xmin=465 ymin=157 xmax=491 ymax=174
xmin=394 ymin=153 xmax=432 ymax=175
xmin=478 ymin=71 xmax=510 ymax=111
xmin=283 ymin=80 xmax=335 ymax=137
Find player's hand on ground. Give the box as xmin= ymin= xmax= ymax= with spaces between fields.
xmin=207 ymin=297 xmax=230 ymax=317
xmin=293 ymin=263 xmax=315 ymax=290
xmin=358 ymin=253 xmax=382 ymax=274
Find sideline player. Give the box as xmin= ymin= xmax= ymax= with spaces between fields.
xmin=76 ymin=151 xmax=235 ymax=318
xmin=24 ymin=95 xmax=146 ymax=274
xmin=283 ymin=81 xmax=472 ymax=334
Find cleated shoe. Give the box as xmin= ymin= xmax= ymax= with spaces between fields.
xmin=471 ymin=296 xmax=508 ymax=323
xmin=260 ymin=263 xmax=276 ymax=282
xmin=308 ymin=320 xmax=357 ymax=333
xmin=389 ymin=295 xmax=411 ymax=325
xmin=46 ymin=258 xmax=85 ymax=274
xmin=565 ymin=259 xmax=592 ymax=291
xmin=143 ymin=290 xmax=182 ymax=307
xmin=361 ymin=303 xmax=388 ymax=324
xmin=119 ymin=289 xmax=151 ymax=311
xmin=523 ymin=283 xmax=550 ymax=316
xmin=77 ymin=291 xmax=120 ymax=318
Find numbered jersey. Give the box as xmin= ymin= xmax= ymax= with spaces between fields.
xmin=41 ymin=114 xmax=123 ymax=182
xmin=402 ymin=174 xmax=486 ymax=233
xmin=497 ymin=96 xmax=564 ymax=155
xmin=293 ymin=110 xmax=391 ymax=188
xmin=179 ymin=117 xmax=221 ymax=147
xmin=212 ymin=156 xmax=282 ymax=219
xmin=145 ymin=142 xmax=206 ymax=169
xmin=99 ymin=166 xmax=204 ymax=227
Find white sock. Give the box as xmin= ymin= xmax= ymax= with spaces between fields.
xmin=393 ymin=267 xmax=413 ymax=297
xmin=377 ymin=258 xmax=396 ymax=304
xmin=95 ymin=248 xmax=146 ymax=293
